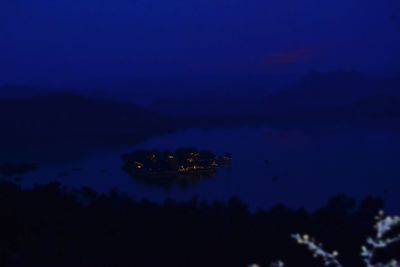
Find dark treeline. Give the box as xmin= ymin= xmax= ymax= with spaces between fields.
xmin=1 ymin=181 xmax=399 ymax=267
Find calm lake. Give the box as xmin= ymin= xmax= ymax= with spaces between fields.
xmin=4 ymin=125 xmax=400 ymax=212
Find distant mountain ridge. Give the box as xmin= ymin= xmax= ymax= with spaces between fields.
xmin=0 ymin=93 xmax=177 ymax=161
xmin=148 ymin=71 xmax=400 ymax=128
xmin=264 ymin=71 xmax=398 ymax=110
xmin=1 ymin=71 xmax=399 ymax=133
xmin=262 ymin=71 xmax=400 ymax=127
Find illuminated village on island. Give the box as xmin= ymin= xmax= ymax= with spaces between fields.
xmin=122 ymin=148 xmax=232 ymax=179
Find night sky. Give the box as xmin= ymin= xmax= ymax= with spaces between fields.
xmin=1 ymin=0 xmax=399 ymax=88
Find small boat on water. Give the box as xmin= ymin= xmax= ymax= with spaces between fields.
xmin=215 ymin=153 xmax=233 ymax=165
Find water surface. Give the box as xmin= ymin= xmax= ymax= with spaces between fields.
xmin=4 ymin=125 xmax=400 ymax=212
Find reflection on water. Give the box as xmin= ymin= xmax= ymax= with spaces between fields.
xmin=2 ymin=125 xmax=400 ymax=212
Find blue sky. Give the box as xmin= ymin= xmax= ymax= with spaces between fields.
xmin=0 ymin=0 xmax=399 ymax=87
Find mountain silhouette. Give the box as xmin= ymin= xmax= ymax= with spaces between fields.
xmin=0 ymin=93 xmax=176 ymax=162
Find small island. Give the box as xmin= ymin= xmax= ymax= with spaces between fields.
xmin=121 ymin=148 xmax=231 ymax=186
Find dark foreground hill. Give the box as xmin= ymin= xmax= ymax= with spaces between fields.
xmin=0 ymin=181 xmax=398 ymax=267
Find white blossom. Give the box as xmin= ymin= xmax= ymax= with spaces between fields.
xmin=291 ymin=233 xmax=343 ymax=267
xmin=361 ymin=211 xmax=400 ymax=267
xmin=253 ymin=211 xmax=400 ymax=267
